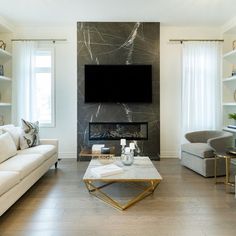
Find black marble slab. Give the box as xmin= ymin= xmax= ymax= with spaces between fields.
xmin=77 ymin=22 xmax=160 ymax=160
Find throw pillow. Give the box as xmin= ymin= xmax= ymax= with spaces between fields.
xmin=0 ymin=132 xmax=17 ymax=163
xmin=1 ymin=126 xmax=21 ymax=150
xmin=0 ymin=124 xmax=14 ymax=135
xmin=20 ymin=119 xmax=40 ymax=150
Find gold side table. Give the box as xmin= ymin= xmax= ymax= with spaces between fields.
xmin=214 ymin=150 xmax=236 ymax=190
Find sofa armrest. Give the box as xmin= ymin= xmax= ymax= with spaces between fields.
xmin=40 ymin=139 xmax=58 ymax=153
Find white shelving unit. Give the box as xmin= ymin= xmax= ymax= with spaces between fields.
xmin=0 ymin=75 xmax=11 ymax=81
xmin=223 ymin=50 xmax=236 ymax=64
xmin=0 ymin=47 xmax=12 ymax=124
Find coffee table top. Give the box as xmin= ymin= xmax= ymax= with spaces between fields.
xmin=83 ymin=156 xmax=162 ymax=181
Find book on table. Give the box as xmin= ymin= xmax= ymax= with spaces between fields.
xmin=227 ymin=125 xmax=236 ymax=129
xmin=91 ymin=164 xmax=123 ymax=177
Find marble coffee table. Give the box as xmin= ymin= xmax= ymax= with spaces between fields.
xmin=83 ymin=156 xmax=162 ymax=210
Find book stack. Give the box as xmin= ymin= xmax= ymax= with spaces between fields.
xmin=92 ymin=144 xmax=105 ymax=154
xmin=91 ymin=164 xmax=123 ymax=178
xmin=227 ymin=125 xmax=236 ymax=129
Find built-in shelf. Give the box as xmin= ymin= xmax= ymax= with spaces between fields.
xmin=0 ymin=76 xmax=11 ymax=81
xmin=0 ymin=102 xmax=11 ymax=106
xmin=223 ymin=50 xmax=236 ymax=64
xmin=222 ymin=102 xmax=236 ymax=106
xmin=223 ymin=75 xmax=236 ymax=82
xmin=0 ymin=48 xmax=11 ymax=64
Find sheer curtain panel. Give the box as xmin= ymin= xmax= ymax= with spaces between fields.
xmin=182 ymin=41 xmax=222 ymax=140
xmin=12 ymin=41 xmax=38 ymax=125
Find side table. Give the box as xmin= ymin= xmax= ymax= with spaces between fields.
xmin=214 ymin=149 xmax=236 ymax=190
xmin=78 ymin=148 xmax=115 ymax=161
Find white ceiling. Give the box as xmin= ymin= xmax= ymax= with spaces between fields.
xmin=0 ymin=0 xmax=236 ymax=27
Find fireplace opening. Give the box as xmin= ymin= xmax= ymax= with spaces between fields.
xmin=89 ymin=122 xmax=148 ymax=140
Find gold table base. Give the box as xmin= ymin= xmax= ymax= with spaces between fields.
xmin=214 ymin=154 xmax=235 ymax=190
xmin=84 ymin=180 xmax=161 ymax=211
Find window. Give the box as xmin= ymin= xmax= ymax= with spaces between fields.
xmin=33 ymin=48 xmax=55 ymax=127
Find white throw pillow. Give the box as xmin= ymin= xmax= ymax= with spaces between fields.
xmin=0 ymin=124 xmax=14 ymax=135
xmin=0 ymin=132 xmax=17 ymax=163
xmin=1 ymin=126 xmax=21 ymax=150
xmin=20 ymin=119 xmax=40 ymax=150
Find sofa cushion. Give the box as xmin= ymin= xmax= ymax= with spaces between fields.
xmin=0 ymin=154 xmax=44 ymax=180
xmin=181 ymin=143 xmax=214 ymax=158
xmin=0 ymin=132 xmax=17 ymax=164
xmin=17 ymin=145 xmax=56 ymax=161
xmin=0 ymin=171 xmax=20 ymax=196
xmin=20 ymin=119 xmax=40 ymax=150
xmin=1 ymin=126 xmax=21 ymax=150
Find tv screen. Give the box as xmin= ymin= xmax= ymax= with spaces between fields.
xmin=84 ymin=64 xmax=152 ymax=103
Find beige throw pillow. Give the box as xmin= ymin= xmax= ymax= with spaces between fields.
xmin=0 ymin=132 xmax=17 ymax=163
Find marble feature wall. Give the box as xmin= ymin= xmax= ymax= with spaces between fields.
xmin=77 ymin=22 xmax=160 ymax=160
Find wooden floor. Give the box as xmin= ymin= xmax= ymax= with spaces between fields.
xmin=0 ymin=158 xmax=236 ymax=236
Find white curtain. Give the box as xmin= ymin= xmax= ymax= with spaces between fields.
xmin=12 ymin=41 xmax=38 ymax=125
xmin=182 ymin=41 xmax=222 ymax=140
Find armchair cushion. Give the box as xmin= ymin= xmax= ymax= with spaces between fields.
xmin=181 ymin=143 xmax=214 ymax=158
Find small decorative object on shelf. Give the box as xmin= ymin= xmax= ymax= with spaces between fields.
xmin=232 ymin=65 xmax=236 ymax=76
xmin=0 ymin=40 xmax=6 ymax=50
xmin=0 ymin=65 xmax=3 ymax=76
xmin=0 ymin=115 xmax=4 ymax=125
xmin=233 ymin=40 xmax=236 ymax=50
xmin=121 ymin=147 xmax=134 ymax=166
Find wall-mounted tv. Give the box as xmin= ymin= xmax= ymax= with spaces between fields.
xmin=84 ymin=64 xmax=152 ymax=103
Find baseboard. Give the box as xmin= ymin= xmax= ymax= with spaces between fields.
xmin=58 ymin=152 xmax=76 ymax=159
xmin=160 ymin=151 xmax=180 ymax=159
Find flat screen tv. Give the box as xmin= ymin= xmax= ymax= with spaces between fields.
xmin=84 ymin=64 xmax=152 ymax=103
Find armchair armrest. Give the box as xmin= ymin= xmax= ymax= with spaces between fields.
xmin=185 ymin=131 xmax=209 ymax=143
xmin=207 ymin=133 xmax=233 ymax=153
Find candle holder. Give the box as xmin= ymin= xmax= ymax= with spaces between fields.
xmin=134 ymin=140 xmax=141 ymax=156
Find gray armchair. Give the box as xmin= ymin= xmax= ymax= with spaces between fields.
xmin=181 ymin=130 xmax=233 ymax=177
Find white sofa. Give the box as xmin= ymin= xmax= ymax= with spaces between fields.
xmin=0 ymin=126 xmax=58 ymax=216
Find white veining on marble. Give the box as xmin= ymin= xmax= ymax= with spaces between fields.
xmin=95 ymin=104 xmax=101 ymax=118
xmin=118 ymin=22 xmax=140 ymax=64
xmin=121 ymin=103 xmax=132 ymax=122
xmin=83 ymin=29 xmax=93 ymax=60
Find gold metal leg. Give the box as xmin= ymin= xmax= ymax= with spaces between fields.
xmin=214 ymin=155 xmax=217 ymax=184
xmin=214 ymin=155 xmax=225 ymax=185
xmin=84 ymin=180 xmax=161 ymax=211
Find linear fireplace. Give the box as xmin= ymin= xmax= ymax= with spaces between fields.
xmin=89 ymin=122 xmax=148 ymax=140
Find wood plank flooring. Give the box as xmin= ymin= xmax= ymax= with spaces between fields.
xmin=0 ymin=158 xmax=236 ymax=236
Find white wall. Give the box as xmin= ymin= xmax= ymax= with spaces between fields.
xmin=10 ymin=24 xmax=222 ymax=159
xmin=160 ymin=26 xmax=222 ymax=158
xmin=13 ymin=26 xmax=77 ymax=158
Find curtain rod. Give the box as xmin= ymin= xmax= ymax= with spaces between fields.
xmin=11 ymin=39 xmax=67 ymax=42
xmin=169 ymin=39 xmax=224 ymax=44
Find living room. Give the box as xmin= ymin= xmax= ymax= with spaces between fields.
xmin=0 ymin=0 xmax=236 ymax=235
